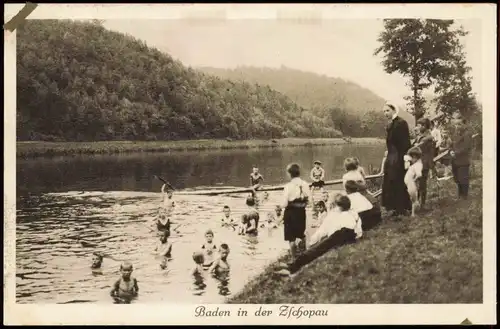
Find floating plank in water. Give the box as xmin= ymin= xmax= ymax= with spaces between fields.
xmin=176 ymin=174 xmax=384 ymax=196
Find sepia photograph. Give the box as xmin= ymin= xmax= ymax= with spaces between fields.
xmin=4 ymin=3 xmax=497 ymax=325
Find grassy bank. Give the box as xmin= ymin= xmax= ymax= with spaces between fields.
xmin=16 ymin=138 xmax=384 ymax=158
xmin=228 ymin=161 xmax=483 ymax=303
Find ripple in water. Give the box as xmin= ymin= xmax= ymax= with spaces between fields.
xmin=15 ymin=190 xmax=331 ymax=304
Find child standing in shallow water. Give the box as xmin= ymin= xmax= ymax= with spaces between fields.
xmin=208 ymin=244 xmax=230 ymax=275
xmin=110 ymin=262 xmax=139 ymax=304
xmin=201 ymin=229 xmax=217 ymax=268
xmin=154 ymin=230 xmax=172 ymax=269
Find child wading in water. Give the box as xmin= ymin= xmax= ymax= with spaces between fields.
xmin=161 ymin=184 xmax=175 ymax=214
xmin=208 ymin=244 xmax=230 ymax=275
xmin=221 ymin=205 xmax=237 ymax=230
xmin=263 ymin=205 xmax=283 ymax=228
xmin=238 ymin=196 xmax=260 ymax=235
xmin=154 ymin=230 xmax=172 ymax=269
xmin=110 ymin=262 xmax=139 ymax=304
xmin=191 ymin=251 xmax=205 ymax=277
xmin=201 ymin=229 xmax=217 ymax=268
xmin=249 ymin=166 xmax=264 ymax=203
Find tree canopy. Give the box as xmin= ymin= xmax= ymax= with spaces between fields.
xmin=17 ymin=19 xmax=347 ymax=142
xmin=375 ymin=19 xmax=467 ymax=121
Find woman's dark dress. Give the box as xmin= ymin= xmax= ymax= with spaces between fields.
xmin=381 ymin=116 xmax=412 ymax=214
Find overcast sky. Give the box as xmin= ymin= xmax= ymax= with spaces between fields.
xmin=104 ymin=19 xmax=482 ymax=104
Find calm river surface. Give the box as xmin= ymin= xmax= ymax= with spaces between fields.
xmin=16 ymin=143 xmax=385 ymax=304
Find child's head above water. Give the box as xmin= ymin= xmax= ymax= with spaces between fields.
xmin=275 ymin=205 xmax=282 ymax=215
xmin=192 ymin=251 xmax=205 ymax=265
xmin=120 ymin=262 xmax=133 ymax=279
xmin=333 ymin=193 xmax=351 ymax=212
xmin=223 ymin=205 xmax=231 ymax=217
xmin=246 ymin=196 xmax=256 ymax=207
xmin=344 ymin=157 xmax=358 ymax=172
xmin=313 ymin=160 xmax=322 ymax=168
xmin=407 ymin=146 xmax=423 ymax=163
xmin=322 ymin=191 xmax=329 ymax=202
xmin=219 ymin=243 xmax=230 ymax=260
xmin=160 ymin=230 xmax=171 ymax=243
xmin=205 ymin=229 xmax=214 ymax=243
xmin=91 ymin=252 xmax=104 ymax=269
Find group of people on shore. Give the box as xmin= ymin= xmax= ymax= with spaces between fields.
xmin=273 ymin=102 xmax=476 ymax=276
xmin=92 ymin=102 xmax=476 ymax=299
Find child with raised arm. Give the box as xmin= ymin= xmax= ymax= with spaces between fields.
xmin=110 ymin=262 xmax=139 ymax=304
xmin=161 ymin=184 xmax=175 ymax=214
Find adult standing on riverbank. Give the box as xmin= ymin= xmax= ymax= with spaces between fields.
xmin=280 ymin=163 xmax=312 ymax=263
xmin=381 ymin=102 xmax=412 ymax=217
xmin=450 ymin=115 xmax=474 ymax=199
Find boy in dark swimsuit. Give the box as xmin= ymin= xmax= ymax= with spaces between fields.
xmin=110 ymin=262 xmax=139 ymax=304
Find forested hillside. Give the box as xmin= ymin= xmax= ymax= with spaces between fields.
xmin=17 ymin=20 xmax=343 ymax=142
xmin=200 ymin=66 xmax=416 ymax=132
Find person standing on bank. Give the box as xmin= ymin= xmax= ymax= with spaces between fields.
xmin=450 ymin=115 xmax=474 ymax=199
xmin=412 ymin=118 xmax=435 ymax=208
xmin=381 ymin=102 xmax=412 ymax=217
xmin=281 ymin=163 xmax=312 ymax=263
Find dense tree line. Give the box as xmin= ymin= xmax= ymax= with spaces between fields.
xmin=199 ymin=66 xmax=410 ymax=137
xmin=17 ymin=20 xmax=345 ymax=142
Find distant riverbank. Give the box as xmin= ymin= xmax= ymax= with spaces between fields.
xmin=16 ymin=138 xmax=384 ymax=158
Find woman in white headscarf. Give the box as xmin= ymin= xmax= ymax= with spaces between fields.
xmin=381 ymin=102 xmax=412 ymax=217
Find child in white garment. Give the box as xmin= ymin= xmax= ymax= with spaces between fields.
xmin=404 ymin=147 xmax=424 ymax=217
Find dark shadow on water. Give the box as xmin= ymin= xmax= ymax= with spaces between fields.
xmin=192 ymin=273 xmax=207 ymax=296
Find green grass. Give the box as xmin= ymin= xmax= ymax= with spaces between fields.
xmin=228 ymin=161 xmax=483 ymax=304
xmin=16 ymin=138 xmax=384 ymax=158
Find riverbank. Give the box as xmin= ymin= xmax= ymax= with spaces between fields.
xmin=16 ymin=138 xmax=384 ymax=158
xmin=228 ymin=160 xmax=483 ymax=303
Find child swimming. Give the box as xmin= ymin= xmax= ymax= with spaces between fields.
xmin=239 ymin=196 xmax=259 ymax=235
xmin=161 ymin=184 xmax=175 ymax=214
xmin=191 ymin=251 xmax=205 ymax=276
xmin=154 ymin=230 xmax=172 ymax=269
xmin=155 ymin=211 xmax=171 ymax=233
xmin=221 ymin=205 xmax=237 ymax=229
xmin=208 ymin=244 xmax=230 ymax=275
xmin=201 ymin=229 xmax=218 ymax=268
xmin=263 ymin=205 xmax=283 ymax=228
xmin=91 ymin=252 xmax=104 ymax=270
xmin=109 ymin=262 xmax=139 ymax=304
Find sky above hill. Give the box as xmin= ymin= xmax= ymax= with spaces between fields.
xmin=104 ymin=19 xmax=482 ymax=106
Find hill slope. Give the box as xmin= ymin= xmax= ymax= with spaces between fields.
xmin=199 ymin=66 xmax=416 ymax=129
xmin=17 ymin=20 xmax=342 ymax=142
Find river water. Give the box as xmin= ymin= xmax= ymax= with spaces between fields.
xmin=16 ymin=143 xmax=385 ymax=304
